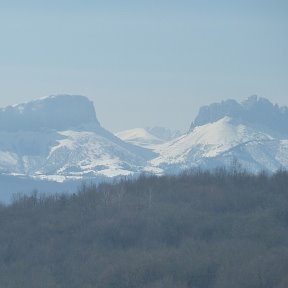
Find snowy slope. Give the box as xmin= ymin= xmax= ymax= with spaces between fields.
xmin=147 ymin=97 xmax=288 ymax=174
xmin=116 ymin=127 xmax=182 ymax=150
xmin=1 ymin=95 xmax=288 ymax=185
xmin=0 ymin=95 xmax=155 ymax=181
xmin=116 ymin=128 xmax=166 ymax=148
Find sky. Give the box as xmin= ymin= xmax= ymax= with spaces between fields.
xmin=0 ymin=0 xmax=287 ymax=132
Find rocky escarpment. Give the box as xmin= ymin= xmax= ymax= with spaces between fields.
xmin=0 ymin=95 xmax=99 ymax=132
xmin=190 ymin=95 xmax=288 ymax=137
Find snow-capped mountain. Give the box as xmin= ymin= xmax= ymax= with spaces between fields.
xmin=1 ymin=94 xmax=288 ymax=191
xmin=116 ymin=127 xmax=182 ymax=149
xmin=0 ymin=95 xmax=155 ymax=181
xmin=147 ymin=96 xmax=288 ymax=174
xmin=116 ymin=128 xmax=166 ymax=148
xmin=190 ymin=95 xmax=288 ymax=138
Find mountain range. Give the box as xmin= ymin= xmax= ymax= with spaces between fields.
xmin=0 ymin=95 xmax=155 ymax=181
xmin=1 ymin=94 xmax=288 ymax=201
xmin=118 ymin=95 xmax=288 ymax=173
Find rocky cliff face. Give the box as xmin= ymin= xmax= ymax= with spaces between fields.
xmin=190 ymin=96 xmax=288 ymax=137
xmin=0 ymin=95 xmax=99 ymax=132
xmin=0 ymin=95 xmax=155 ymax=181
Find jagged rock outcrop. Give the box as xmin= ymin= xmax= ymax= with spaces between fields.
xmin=190 ymin=96 xmax=288 ymax=137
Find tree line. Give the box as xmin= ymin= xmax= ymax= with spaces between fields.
xmin=0 ymin=168 xmax=288 ymax=287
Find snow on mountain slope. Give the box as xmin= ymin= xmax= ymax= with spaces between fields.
xmin=191 ymin=95 xmax=288 ymax=137
xmin=116 ymin=127 xmax=183 ymax=151
xmin=1 ymin=94 xmax=288 ymax=184
xmin=116 ymin=128 xmax=166 ymax=148
xmin=116 ymin=96 xmax=288 ymax=174
xmin=44 ymin=126 xmax=154 ymax=178
xmin=0 ymin=95 xmax=155 ymax=180
xmin=148 ymin=115 xmax=288 ymax=174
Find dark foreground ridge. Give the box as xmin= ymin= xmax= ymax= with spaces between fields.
xmin=1 ymin=169 xmax=288 ymax=287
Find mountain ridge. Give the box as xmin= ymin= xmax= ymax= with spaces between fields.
xmin=0 ymin=94 xmax=288 ymax=195
xmin=0 ymin=95 xmax=155 ymax=182
xmin=190 ymin=95 xmax=288 ymax=137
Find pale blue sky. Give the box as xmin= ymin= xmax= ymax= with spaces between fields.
xmin=0 ymin=0 xmax=287 ymax=132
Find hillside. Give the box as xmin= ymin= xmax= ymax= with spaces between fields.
xmin=1 ymin=169 xmax=288 ymax=287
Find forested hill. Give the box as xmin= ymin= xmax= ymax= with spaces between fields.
xmin=1 ymin=169 xmax=288 ymax=287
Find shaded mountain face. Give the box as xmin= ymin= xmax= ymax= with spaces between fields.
xmin=0 ymin=95 xmax=99 ymax=132
xmin=190 ymin=96 xmax=288 ymax=137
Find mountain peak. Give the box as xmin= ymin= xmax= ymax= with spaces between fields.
xmin=242 ymin=95 xmax=274 ymax=110
xmin=0 ymin=95 xmax=100 ymax=132
xmin=190 ymin=96 xmax=288 ymax=136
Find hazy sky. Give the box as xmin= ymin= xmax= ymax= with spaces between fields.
xmin=0 ymin=0 xmax=287 ymax=132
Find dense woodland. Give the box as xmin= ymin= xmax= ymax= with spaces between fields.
xmin=0 ymin=168 xmax=288 ymax=287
